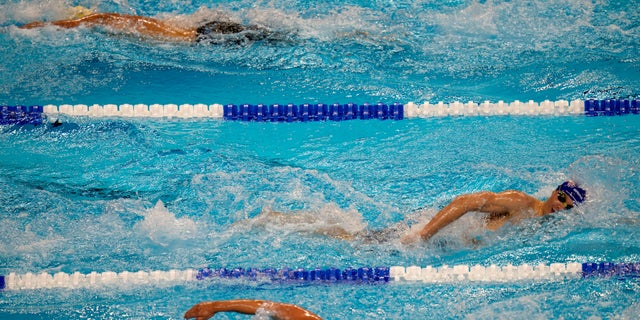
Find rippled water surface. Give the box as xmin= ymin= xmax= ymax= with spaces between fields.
xmin=1 ymin=0 xmax=639 ymax=319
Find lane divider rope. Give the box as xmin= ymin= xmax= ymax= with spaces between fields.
xmin=2 ymin=99 xmax=639 ymax=124
xmin=1 ymin=262 xmax=638 ymax=291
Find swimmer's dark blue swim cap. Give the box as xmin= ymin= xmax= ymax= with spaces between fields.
xmin=556 ymin=181 xmax=586 ymax=204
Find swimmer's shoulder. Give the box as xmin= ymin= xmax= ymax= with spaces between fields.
xmin=494 ymin=190 xmax=539 ymax=204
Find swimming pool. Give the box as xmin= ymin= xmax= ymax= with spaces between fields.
xmin=1 ymin=0 xmax=640 ymax=319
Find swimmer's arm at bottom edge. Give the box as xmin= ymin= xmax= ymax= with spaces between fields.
xmin=184 ymin=299 xmax=323 ymax=320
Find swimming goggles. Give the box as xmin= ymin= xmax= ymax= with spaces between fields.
xmin=557 ymin=191 xmax=574 ymax=210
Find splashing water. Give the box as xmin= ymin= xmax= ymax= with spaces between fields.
xmin=135 ymin=200 xmax=198 ymax=246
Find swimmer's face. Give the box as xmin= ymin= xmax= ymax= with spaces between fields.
xmin=548 ymin=189 xmax=575 ymax=213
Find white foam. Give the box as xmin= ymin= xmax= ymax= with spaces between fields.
xmin=431 ymin=0 xmax=596 ymax=42
xmin=0 ymin=0 xmax=73 ymax=24
xmin=135 ymin=200 xmax=198 ymax=246
xmin=433 ymin=0 xmax=500 ymax=37
xmin=246 ymin=202 xmax=368 ymax=239
xmin=157 ymin=6 xmax=233 ymax=29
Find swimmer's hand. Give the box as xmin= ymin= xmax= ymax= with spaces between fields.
xmin=400 ymin=232 xmax=421 ymax=245
xmin=184 ymin=301 xmax=218 ymax=320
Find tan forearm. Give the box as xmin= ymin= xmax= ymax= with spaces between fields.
xmin=20 ymin=17 xmax=87 ymax=29
xmin=184 ymin=300 xmax=263 ymax=319
xmin=211 ymin=300 xmax=263 ymax=314
xmin=184 ymin=300 xmax=323 ymax=320
xmin=419 ymin=202 xmax=467 ymax=240
xmin=20 ymin=13 xmax=196 ymax=41
xmin=419 ymin=193 xmax=491 ymax=240
xmin=89 ymin=14 xmax=196 ymax=40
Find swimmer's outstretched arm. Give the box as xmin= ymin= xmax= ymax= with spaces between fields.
xmin=20 ymin=13 xmax=196 ymax=41
xmin=184 ymin=299 xmax=323 ymax=320
xmin=401 ymin=191 xmax=538 ymax=244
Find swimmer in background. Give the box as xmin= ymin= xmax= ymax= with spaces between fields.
xmin=19 ymin=7 xmax=274 ymax=44
xmin=184 ymin=299 xmax=322 ymax=320
xmin=252 ymin=181 xmax=587 ymax=244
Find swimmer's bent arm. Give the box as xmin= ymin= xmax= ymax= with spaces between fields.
xmin=20 ymin=13 xmax=196 ymax=41
xmin=401 ymin=191 xmax=533 ymax=244
xmin=20 ymin=13 xmax=139 ymax=29
xmin=416 ymin=192 xmax=497 ymax=241
xmin=184 ymin=299 xmax=323 ymax=320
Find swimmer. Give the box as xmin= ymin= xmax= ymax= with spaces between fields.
xmin=19 ymin=9 xmax=273 ymax=44
xmin=184 ymin=299 xmax=322 ymax=320
xmin=247 ymin=181 xmax=586 ymax=245
xmin=400 ymin=180 xmax=587 ymax=244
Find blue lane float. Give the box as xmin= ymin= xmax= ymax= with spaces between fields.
xmin=581 ymin=262 xmax=640 ymax=279
xmin=195 ymin=266 xmax=390 ymax=283
xmin=2 ymin=262 xmax=639 ymax=291
xmin=0 ymin=105 xmax=44 ymax=125
xmin=223 ymin=102 xmax=404 ymax=122
xmin=584 ymin=99 xmax=640 ymax=116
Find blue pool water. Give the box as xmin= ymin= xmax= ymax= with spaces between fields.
xmin=1 ymin=0 xmax=640 ymax=319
